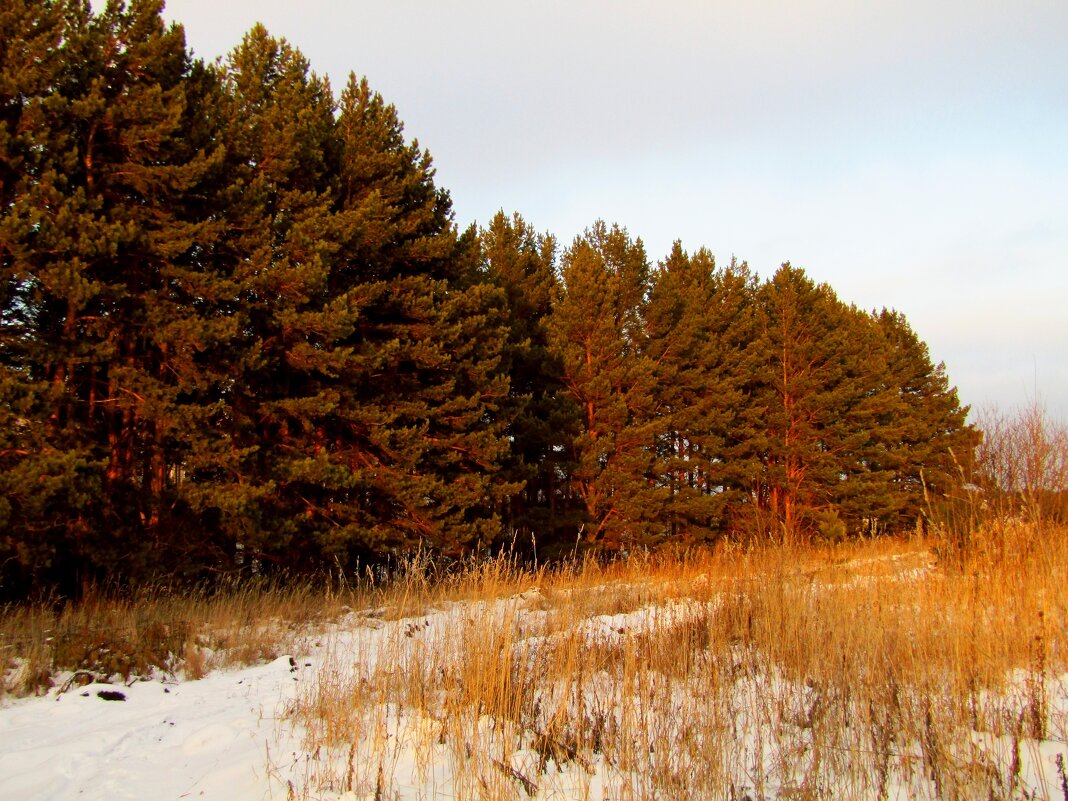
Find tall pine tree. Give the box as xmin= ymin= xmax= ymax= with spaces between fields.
xmin=548 ymin=222 xmax=664 ymax=550
xmin=480 ymin=211 xmax=581 ymax=552
xmin=208 ymin=44 xmax=514 ymax=565
xmin=645 ymin=244 xmax=760 ymax=542
xmin=742 ymin=265 xmax=976 ymax=540
xmin=1 ymin=0 xmax=228 ymax=592
xmin=747 ymin=265 xmax=885 ymax=540
xmin=870 ymin=309 xmax=978 ymax=527
xmin=322 ymin=73 xmax=513 ymax=559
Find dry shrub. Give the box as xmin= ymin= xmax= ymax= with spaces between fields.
xmin=974 ymin=400 xmax=1068 ymax=525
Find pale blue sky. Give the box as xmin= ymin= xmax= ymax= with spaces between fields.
xmin=159 ymin=0 xmax=1068 ymax=420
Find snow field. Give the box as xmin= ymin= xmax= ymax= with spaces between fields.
xmin=3 ymin=538 xmax=1067 ymax=800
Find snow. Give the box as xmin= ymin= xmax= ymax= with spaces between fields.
xmin=1 ymin=598 xmax=714 ymax=800
xmin=2 ymin=563 xmax=1066 ymax=801
xmin=0 ymin=655 xmax=307 ymax=800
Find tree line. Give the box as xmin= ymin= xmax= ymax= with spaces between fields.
xmin=0 ymin=1 xmax=977 ymax=597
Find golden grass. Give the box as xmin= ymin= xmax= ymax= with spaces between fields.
xmin=0 ymin=577 xmax=361 ymax=696
xmin=2 ymin=524 xmax=1065 ymax=799
xmin=284 ymin=525 xmax=1068 ymax=801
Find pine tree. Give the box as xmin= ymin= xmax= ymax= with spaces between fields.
xmin=1 ymin=0 xmax=229 ymax=591
xmin=204 ymin=24 xmax=346 ymax=567
xmin=871 ymin=309 xmax=978 ymax=526
xmin=742 ymin=265 xmax=976 ymax=540
xmin=747 ymin=264 xmax=889 ymax=540
xmin=816 ymin=305 xmax=903 ymax=534
xmin=479 ymin=211 xmax=581 ymax=552
xmin=325 ymin=74 xmax=513 ymax=558
xmin=547 ymin=222 xmax=664 ymax=550
xmin=1 ymin=0 xmax=83 ymax=595
xmin=645 ymin=244 xmax=759 ymax=542
xmin=208 ymin=49 xmax=513 ymax=565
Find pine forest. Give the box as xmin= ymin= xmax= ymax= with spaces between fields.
xmin=0 ymin=1 xmax=982 ymax=599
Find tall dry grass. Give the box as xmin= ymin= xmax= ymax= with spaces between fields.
xmin=2 ymin=522 xmax=1064 ymax=798
xmin=285 ymin=528 xmax=1067 ymax=800
xmin=0 ymin=577 xmax=361 ymax=697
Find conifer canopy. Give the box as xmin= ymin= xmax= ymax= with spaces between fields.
xmin=0 ymin=1 xmax=977 ymax=597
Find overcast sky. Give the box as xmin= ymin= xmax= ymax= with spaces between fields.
xmin=159 ymin=0 xmax=1068 ymax=421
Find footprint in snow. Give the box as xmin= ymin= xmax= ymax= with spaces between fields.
xmin=181 ymin=723 xmax=238 ymax=755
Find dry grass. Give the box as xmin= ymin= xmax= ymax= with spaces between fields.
xmin=0 ymin=577 xmax=361 ymax=697
xmin=283 ymin=525 xmax=1068 ymax=801
xmin=2 ymin=523 xmax=1065 ymax=799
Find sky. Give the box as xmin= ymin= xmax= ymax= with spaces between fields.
xmin=158 ymin=0 xmax=1068 ymax=421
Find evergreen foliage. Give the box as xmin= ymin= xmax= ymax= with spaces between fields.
xmin=0 ymin=2 xmax=979 ymax=597
xmin=208 ymin=31 xmax=512 ymax=565
xmin=1 ymin=0 xmax=228 ymax=592
xmin=736 ymin=266 xmax=975 ymax=541
xmin=328 ymin=74 xmax=513 ymax=559
xmin=872 ymin=309 xmax=979 ymax=522
xmin=479 ymin=211 xmax=580 ymax=552
xmin=645 ymin=245 xmax=760 ymax=542
xmin=547 ymin=222 xmax=665 ymax=550
xmin=746 ymin=265 xmax=894 ymax=539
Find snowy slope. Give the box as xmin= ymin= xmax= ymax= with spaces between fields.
xmin=2 ymin=577 xmax=1066 ymax=801
xmin=0 ymin=655 xmax=309 ymax=801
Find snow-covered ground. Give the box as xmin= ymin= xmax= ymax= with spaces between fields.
xmin=0 ymin=653 xmax=309 ymax=800
xmin=2 ymin=557 xmax=1067 ymax=801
